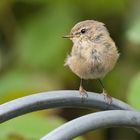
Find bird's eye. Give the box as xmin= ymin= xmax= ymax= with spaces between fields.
xmin=80 ymin=29 xmax=86 ymax=34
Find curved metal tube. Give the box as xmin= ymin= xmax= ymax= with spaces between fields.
xmin=0 ymin=90 xmax=136 ymax=123
xmin=41 ymin=110 xmax=140 ymax=140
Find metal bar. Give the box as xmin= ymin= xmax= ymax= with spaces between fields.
xmin=0 ymin=90 xmax=136 ymax=123
xmin=41 ymin=110 xmax=140 ymax=140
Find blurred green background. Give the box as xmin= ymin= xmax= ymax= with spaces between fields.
xmin=0 ymin=0 xmax=140 ymax=140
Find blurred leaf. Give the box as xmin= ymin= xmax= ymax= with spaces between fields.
xmin=126 ymin=17 xmax=140 ymax=44
xmin=126 ymin=0 xmax=140 ymax=44
xmin=71 ymin=0 xmax=128 ymax=17
xmin=0 ymin=69 xmax=63 ymax=103
xmin=0 ymin=0 xmax=12 ymax=13
xmin=14 ymin=3 xmax=75 ymax=71
xmin=0 ymin=113 xmax=84 ymax=140
xmin=14 ymin=0 xmax=48 ymax=3
xmin=74 ymin=136 xmax=85 ymax=140
xmin=127 ymin=72 xmax=140 ymax=110
xmin=0 ymin=113 xmax=65 ymax=140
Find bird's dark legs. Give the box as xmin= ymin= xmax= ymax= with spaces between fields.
xmin=98 ymin=79 xmax=112 ymax=104
xmin=79 ymin=78 xmax=88 ymax=98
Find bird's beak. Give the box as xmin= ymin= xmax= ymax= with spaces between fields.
xmin=62 ymin=34 xmax=73 ymax=38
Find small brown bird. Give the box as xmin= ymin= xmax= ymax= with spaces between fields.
xmin=64 ymin=20 xmax=119 ymax=103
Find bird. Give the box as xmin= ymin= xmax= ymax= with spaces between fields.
xmin=64 ymin=20 xmax=119 ymax=104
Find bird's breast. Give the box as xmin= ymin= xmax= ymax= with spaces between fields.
xmin=66 ymin=42 xmax=119 ymax=79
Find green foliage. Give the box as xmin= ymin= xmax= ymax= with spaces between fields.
xmin=128 ymin=73 xmax=140 ymax=110
xmin=14 ymin=3 xmax=75 ymax=71
xmin=126 ymin=17 xmax=140 ymax=44
xmin=0 ymin=113 xmax=84 ymax=140
xmin=126 ymin=0 xmax=140 ymax=44
xmin=0 ymin=113 xmax=65 ymax=140
xmin=125 ymin=1 xmax=140 ymax=112
xmin=0 ymin=69 xmax=32 ymax=97
xmin=0 ymin=69 xmax=63 ymax=103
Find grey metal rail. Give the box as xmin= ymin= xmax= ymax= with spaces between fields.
xmin=41 ymin=110 xmax=140 ymax=140
xmin=0 ymin=90 xmax=135 ymax=123
xmin=0 ymin=90 xmax=139 ymax=140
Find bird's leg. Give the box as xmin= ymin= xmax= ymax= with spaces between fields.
xmin=98 ymin=79 xmax=112 ymax=104
xmin=79 ymin=78 xmax=88 ymax=98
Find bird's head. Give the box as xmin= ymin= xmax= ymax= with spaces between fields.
xmin=63 ymin=20 xmax=108 ymax=45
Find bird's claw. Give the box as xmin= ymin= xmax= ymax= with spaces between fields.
xmin=101 ymin=89 xmax=112 ymax=104
xmin=79 ymin=86 xmax=88 ymax=100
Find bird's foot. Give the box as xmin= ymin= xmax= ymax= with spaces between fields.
xmin=79 ymin=85 xmax=88 ymax=99
xmin=101 ymin=89 xmax=112 ymax=104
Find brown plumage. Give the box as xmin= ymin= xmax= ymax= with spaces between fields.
xmin=64 ymin=20 xmax=119 ymax=103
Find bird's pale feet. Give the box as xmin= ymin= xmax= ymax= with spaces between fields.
xmin=101 ymin=89 xmax=112 ymax=104
xmin=79 ymin=85 xmax=88 ymax=99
